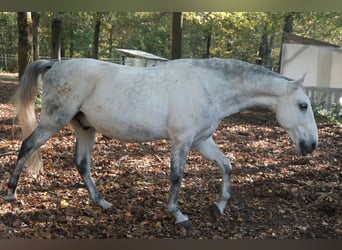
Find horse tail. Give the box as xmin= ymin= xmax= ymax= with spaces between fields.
xmin=12 ymin=60 xmax=55 ymax=174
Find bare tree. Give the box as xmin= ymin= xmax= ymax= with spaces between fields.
xmin=278 ymin=13 xmax=295 ymax=72
xmin=92 ymin=12 xmax=102 ymax=59
xmin=283 ymin=13 xmax=294 ymax=33
xmin=31 ymin=12 xmax=40 ymax=61
xmin=205 ymin=32 xmax=211 ymax=59
xmin=257 ymin=26 xmax=275 ymax=69
xmin=17 ymin=12 xmax=33 ymax=79
xmin=171 ymin=12 xmax=182 ymax=59
xmin=51 ymin=12 xmax=62 ymax=60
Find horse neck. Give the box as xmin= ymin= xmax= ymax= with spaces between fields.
xmin=216 ymin=73 xmax=287 ymax=118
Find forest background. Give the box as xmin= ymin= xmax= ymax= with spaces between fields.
xmin=0 ymin=12 xmax=341 ymax=75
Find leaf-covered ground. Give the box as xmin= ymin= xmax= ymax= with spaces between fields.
xmin=0 ymin=73 xmax=341 ymax=239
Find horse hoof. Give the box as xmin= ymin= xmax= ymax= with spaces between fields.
xmin=4 ymin=193 xmax=17 ymax=202
xmin=176 ymin=220 xmax=192 ymax=228
xmin=212 ymin=203 xmax=222 ymax=220
xmin=98 ymin=199 xmax=113 ymax=209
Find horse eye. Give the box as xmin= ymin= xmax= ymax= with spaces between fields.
xmin=299 ymin=103 xmax=308 ymax=111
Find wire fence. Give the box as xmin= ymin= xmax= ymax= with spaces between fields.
xmin=0 ymin=54 xmax=123 ymax=72
xmin=0 ymin=54 xmax=17 ymax=72
xmin=305 ymin=87 xmax=342 ymax=113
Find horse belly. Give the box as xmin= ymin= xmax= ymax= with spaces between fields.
xmin=83 ymin=107 xmax=169 ymax=142
xmin=103 ymin=122 xmax=167 ymax=142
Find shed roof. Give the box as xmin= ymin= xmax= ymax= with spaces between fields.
xmin=284 ymin=33 xmax=340 ymax=48
xmin=116 ymin=48 xmax=168 ymax=61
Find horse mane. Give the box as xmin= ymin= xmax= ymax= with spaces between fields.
xmin=190 ymin=58 xmax=293 ymax=82
xmin=189 ymin=58 xmax=295 ymax=96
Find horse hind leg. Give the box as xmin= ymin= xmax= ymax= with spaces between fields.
xmin=70 ymin=118 xmax=112 ymax=209
xmin=5 ymin=125 xmax=60 ymax=202
xmin=193 ymin=137 xmax=232 ymax=219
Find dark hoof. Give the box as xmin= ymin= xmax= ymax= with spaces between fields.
xmin=176 ymin=220 xmax=192 ymax=228
xmin=4 ymin=197 xmax=16 ymax=202
xmin=212 ymin=204 xmax=222 ymax=220
xmin=4 ymin=195 xmax=16 ymax=202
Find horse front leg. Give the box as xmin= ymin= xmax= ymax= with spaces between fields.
xmin=193 ymin=137 xmax=232 ymax=219
xmin=168 ymin=139 xmax=192 ymax=228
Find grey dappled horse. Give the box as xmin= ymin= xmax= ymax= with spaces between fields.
xmin=5 ymin=58 xmax=318 ymax=227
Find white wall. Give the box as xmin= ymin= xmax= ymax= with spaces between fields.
xmin=280 ymin=43 xmax=342 ymax=88
xmin=331 ymin=49 xmax=342 ymax=88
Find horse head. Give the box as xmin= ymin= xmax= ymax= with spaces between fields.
xmin=275 ymin=75 xmax=318 ymax=156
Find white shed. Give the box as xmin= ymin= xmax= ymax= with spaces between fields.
xmin=280 ymin=33 xmax=342 ymax=109
xmin=116 ymin=48 xmax=168 ymax=67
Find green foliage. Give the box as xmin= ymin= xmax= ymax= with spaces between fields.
xmin=0 ymin=12 xmax=341 ymax=70
xmin=0 ymin=12 xmax=17 ymax=71
xmin=128 ymin=13 xmax=171 ymax=58
xmin=311 ymin=95 xmax=342 ymax=125
xmin=294 ymin=12 xmax=342 ymax=46
xmin=35 ymin=87 xmax=42 ymax=111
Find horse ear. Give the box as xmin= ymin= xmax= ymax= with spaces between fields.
xmin=291 ymin=72 xmax=306 ymax=91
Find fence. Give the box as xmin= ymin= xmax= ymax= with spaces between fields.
xmin=0 ymin=54 xmax=123 ymax=72
xmin=0 ymin=54 xmax=17 ymax=72
xmin=305 ymin=87 xmax=342 ymax=111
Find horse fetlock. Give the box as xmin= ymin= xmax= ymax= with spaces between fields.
xmin=97 ymin=199 xmax=113 ymax=209
xmin=4 ymin=189 xmax=17 ymax=202
xmin=212 ymin=203 xmax=224 ymax=219
xmin=212 ymin=201 xmax=227 ymax=219
xmin=176 ymin=219 xmax=192 ymax=228
xmin=172 ymin=210 xmax=190 ymax=226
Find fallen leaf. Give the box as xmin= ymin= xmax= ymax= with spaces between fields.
xmin=60 ymin=200 xmax=69 ymax=208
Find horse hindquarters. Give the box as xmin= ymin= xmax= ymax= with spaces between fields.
xmin=12 ymin=60 xmax=55 ymax=174
xmin=5 ymin=125 xmax=62 ymax=201
xmin=6 ymin=63 xmax=83 ymax=202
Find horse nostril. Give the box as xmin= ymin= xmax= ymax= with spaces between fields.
xmin=299 ymin=140 xmax=316 ymax=155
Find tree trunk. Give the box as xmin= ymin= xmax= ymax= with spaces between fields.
xmin=283 ymin=13 xmax=294 ymax=33
xmin=17 ymin=12 xmax=33 ymax=80
xmin=109 ymin=26 xmax=114 ymax=59
xmin=31 ymin=12 xmax=39 ymax=61
xmin=92 ymin=13 xmax=101 ymax=59
xmin=205 ymin=32 xmax=211 ymax=58
xmin=278 ymin=13 xmax=294 ymax=72
xmin=171 ymin=12 xmax=182 ymax=59
xmin=257 ymin=30 xmax=268 ymax=66
xmin=51 ymin=13 xmax=62 ymax=60
xmin=266 ymin=34 xmax=275 ymax=69
xmin=69 ymin=27 xmax=74 ymax=58
xmin=257 ymin=27 xmax=275 ymax=69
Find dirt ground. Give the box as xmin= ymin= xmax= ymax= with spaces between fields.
xmin=0 ymin=73 xmax=341 ymax=239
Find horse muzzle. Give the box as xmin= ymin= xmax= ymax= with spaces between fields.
xmin=298 ymin=140 xmax=317 ymax=156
